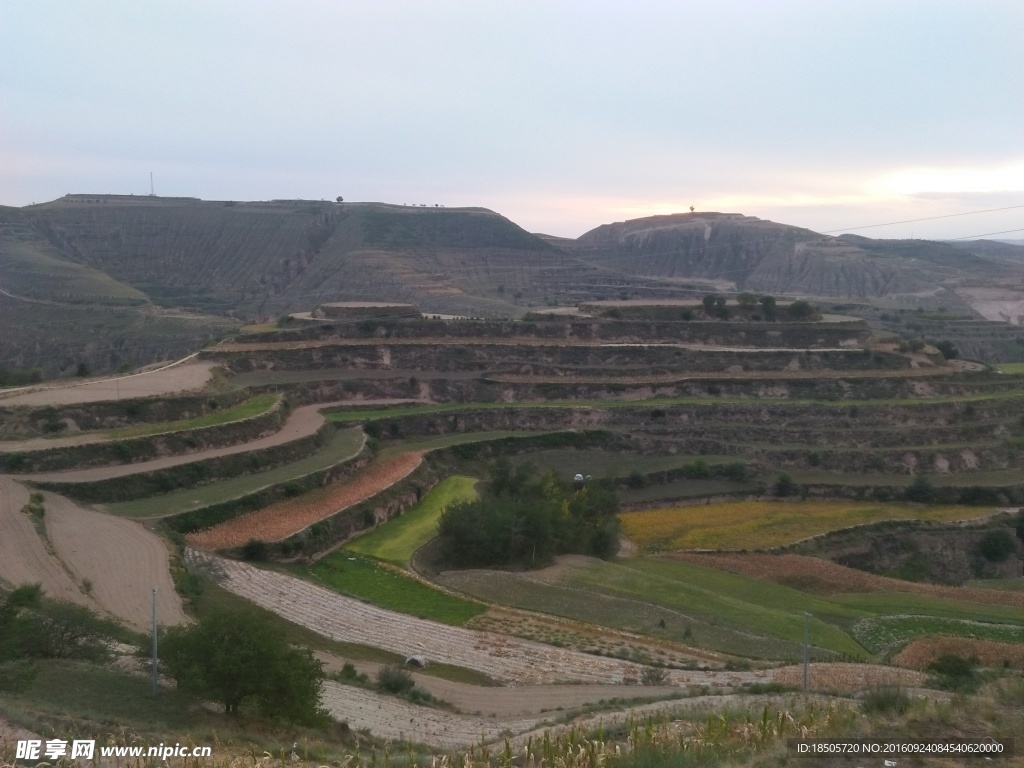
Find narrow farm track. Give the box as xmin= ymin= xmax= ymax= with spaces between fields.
xmin=0 ymin=478 xmax=95 ymax=607
xmin=14 ymin=401 xmax=342 ymax=483
xmin=40 ymin=491 xmax=189 ymax=629
xmin=185 ymin=452 xmax=423 ymax=548
xmin=0 ymin=359 xmax=216 ymax=407
xmin=186 ymin=551 xmax=759 ymax=687
xmin=320 ymin=681 xmax=540 ymax=749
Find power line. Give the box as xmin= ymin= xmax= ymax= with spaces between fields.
xmin=820 ymin=204 xmax=1024 ymax=234
xmin=947 ymin=227 xmax=1024 ymax=241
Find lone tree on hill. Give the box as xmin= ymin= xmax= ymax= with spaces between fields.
xmin=161 ymin=609 xmax=326 ymax=725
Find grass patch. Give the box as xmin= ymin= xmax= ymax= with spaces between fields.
xmin=998 ymin=362 xmax=1024 ymax=374
xmin=308 ymin=553 xmax=486 ymax=626
xmin=324 ymin=388 xmax=1024 ymax=424
xmin=346 ymin=475 xmax=478 ymax=564
xmin=105 ymin=394 xmax=279 ymax=439
xmin=619 ymin=501 xmax=982 ymax=550
xmin=566 ymin=558 xmax=869 ymax=659
xmin=104 ymin=426 xmax=364 ymax=518
xmin=0 ymin=660 xmax=215 ymax=735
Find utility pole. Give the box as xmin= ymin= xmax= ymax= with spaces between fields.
xmin=803 ymin=611 xmax=811 ymax=691
xmin=150 ymin=172 xmax=155 ymax=197
xmin=151 ymin=587 xmax=158 ymax=695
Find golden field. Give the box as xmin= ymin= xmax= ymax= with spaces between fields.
xmin=619 ymin=500 xmax=986 ymax=551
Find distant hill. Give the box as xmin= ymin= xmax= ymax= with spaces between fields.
xmin=3 ymin=197 xmax=1023 ymax=374
xmin=571 ymin=212 xmax=1022 ymax=300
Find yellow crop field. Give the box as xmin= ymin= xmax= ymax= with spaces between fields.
xmin=619 ymin=501 xmax=985 ymax=551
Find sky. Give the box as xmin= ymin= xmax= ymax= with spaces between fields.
xmin=2 ymin=0 xmax=1022 ymax=240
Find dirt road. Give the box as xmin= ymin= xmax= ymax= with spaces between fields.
xmin=0 ymin=360 xmax=217 ymax=407
xmin=15 ymin=401 xmax=341 ymax=483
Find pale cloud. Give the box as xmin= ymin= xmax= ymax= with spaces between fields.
xmin=868 ymin=161 xmax=1024 ymax=197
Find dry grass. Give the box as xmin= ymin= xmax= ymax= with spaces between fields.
xmin=893 ymin=636 xmax=1024 ymax=670
xmin=619 ymin=500 xmax=981 ymax=551
xmin=772 ymin=662 xmax=926 ymax=692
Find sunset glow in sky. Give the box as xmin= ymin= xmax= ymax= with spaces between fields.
xmin=2 ymin=1 xmax=1022 ymax=240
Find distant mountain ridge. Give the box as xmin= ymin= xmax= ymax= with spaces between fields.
xmin=2 ymin=195 xmax=1023 ymax=373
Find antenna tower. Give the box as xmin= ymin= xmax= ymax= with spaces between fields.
xmin=149 ymin=172 xmax=155 ymax=197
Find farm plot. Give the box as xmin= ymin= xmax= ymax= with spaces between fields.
xmin=771 ymin=663 xmax=926 ymax=691
xmin=434 ymin=567 xmax=811 ymax=661
xmin=311 ymin=553 xmax=486 ymax=625
xmin=103 ymin=426 xmax=365 ymax=518
xmin=670 ymin=553 xmax=1024 ymax=609
xmin=345 ymin=475 xmax=478 ymax=563
xmin=0 ymin=478 xmax=94 ymax=607
xmin=852 ymin=615 xmax=1024 ymax=656
xmin=0 ymin=360 xmax=217 ymax=406
xmin=186 ymin=551 xmax=757 ymax=687
xmin=186 ymin=452 xmax=423 ymax=548
xmin=40 ymin=491 xmax=188 ymax=629
xmin=320 ymin=681 xmax=540 ymax=749
xmin=619 ymin=501 xmax=981 ymax=551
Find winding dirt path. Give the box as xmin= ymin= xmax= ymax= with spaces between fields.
xmin=0 ymin=359 xmax=216 ymax=407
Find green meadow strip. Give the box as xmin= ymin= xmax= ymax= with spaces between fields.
xmin=345 ymin=475 xmax=478 ymax=564
xmin=105 ymin=394 xmax=279 ymax=439
xmin=325 ymin=387 xmax=1024 ymax=422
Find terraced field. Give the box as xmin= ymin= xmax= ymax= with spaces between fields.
xmin=619 ymin=501 xmax=990 ymax=551
xmin=3 ymin=310 xmax=1023 ymax=750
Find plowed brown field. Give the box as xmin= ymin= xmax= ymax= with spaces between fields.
xmin=772 ymin=662 xmax=926 ymax=691
xmin=186 ymin=452 xmax=423 ymax=549
xmin=41 ymin=491 xmax=188 ymax=629
xmin=670 ymin=552 xmax=1024 ymax=609
xmin=893 ymin=636 xmax=1024 ymax=670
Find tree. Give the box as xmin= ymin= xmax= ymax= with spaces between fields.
xmin=759 ymin=294 xmax=777 ymax=320
xmin=736 ymin=293 xmax=758 ymax=307
xmin=903 ymin=475 xmax=934 ymax=503
xmin=702 ymin=294 xmax=719 ymax=314
xmin=335 ymin=196 xmax=344 ymax=203
xmin=161 ymin=609 xmax=326 ymax=725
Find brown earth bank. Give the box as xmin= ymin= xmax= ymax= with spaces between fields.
xmin=668 ymin=553 xmax=1024 ymax=608
xmin=185 ymin=452 xmax=422 ymax=548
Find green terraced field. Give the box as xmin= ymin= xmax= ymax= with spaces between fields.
xmin=102 ymin=426 xmax=365 ymax=518
xmin=105 ymin=394 xmax=279 ymax=439
xmin=308 ymin=552 xmax=486 ymax=626
xmin=346 ymin=475 xmax=478 ymax=564
xmin=853 ymin=615 xmax=1024 ymax=655
xmin=377 ymin=430 xmax=552 ymax=457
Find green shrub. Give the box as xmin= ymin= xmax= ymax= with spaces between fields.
xmin=376 ymin=665 xmax=414 ymax=694
xmin=976 ymin=529 xmax=1016 ymax=562
xmin=860 ymin=686 xmax=912 ymax=716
